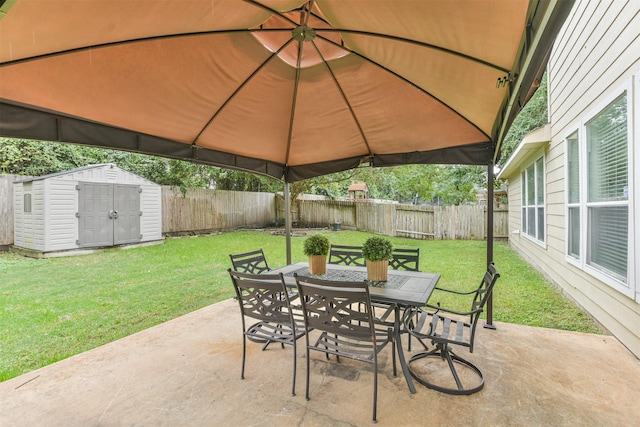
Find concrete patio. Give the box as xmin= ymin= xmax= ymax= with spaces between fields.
xmin=1 ymin=298 xmax=639 ymax=426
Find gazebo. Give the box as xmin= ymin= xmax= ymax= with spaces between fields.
xmin=0 ymin=0 xmax=576 ymax=324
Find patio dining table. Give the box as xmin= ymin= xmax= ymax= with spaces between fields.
xmin=271 ymin=262 xmax=440 ymax=394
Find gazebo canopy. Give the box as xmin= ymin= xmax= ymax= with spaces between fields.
xmin=0 ymin=0 xmax=573 ymax=183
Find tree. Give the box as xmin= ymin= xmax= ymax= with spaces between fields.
xmin=0 ymin=138 xmax=87 ymax=175
xmin=499 ymin=72 xmax=549 ymax=167
xmin=1 ymin=138 xmax=215 ymax=189
xmin=433 ymin=165 xmax=486 ymax=205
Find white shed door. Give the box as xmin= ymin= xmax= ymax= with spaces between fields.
xmin=78 ymin=183 xmax=141 ymax=248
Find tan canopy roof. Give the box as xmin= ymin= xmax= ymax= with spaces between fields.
xmin=0 ymin=0 xmax=573 ymax=182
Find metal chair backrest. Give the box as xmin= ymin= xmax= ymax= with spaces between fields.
xmin=294 ymin=273 xmax=392 ymax=422
xmin=294 ymin=274 xmax=375 ymax=343
xmin=468 ymin=262 xmax=501 ymax=325
xmin=229 ymin=270 xmax=291 ymax=324
xmin=228 ymin=269 xmax=304 ymax=397
xmin=327 ymin=244 xmax=365 ymax=266
xmin=229 ymin=249 xmax=271 ymax=274
xmin=389 ymin=247 xmax=420 ymax=271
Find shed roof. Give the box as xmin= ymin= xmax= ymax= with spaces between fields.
xmin=14 ymin=163 xmax=158 ymax=185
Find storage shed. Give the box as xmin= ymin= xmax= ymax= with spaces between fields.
xmin=13 ymin=164 xmax=162 ymax=256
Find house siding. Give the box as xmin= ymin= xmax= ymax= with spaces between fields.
xmin=504 ymin=0 xmax=640 ymax=358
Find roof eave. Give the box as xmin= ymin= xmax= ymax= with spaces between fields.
xmin=497 ymin=123 xmax=550 ymax=179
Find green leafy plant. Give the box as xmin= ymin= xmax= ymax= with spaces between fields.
xmin=303 ymin=234 xmax=330 ymax=256
xmin=361 ymin=236 xmax=393 ymax=261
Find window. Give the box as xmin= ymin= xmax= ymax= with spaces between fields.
xmin=521 ymin=155 xmax=545 ymax=244
xmin=586 ymin=94 xmax=628 ymax=282
xmin=23 ymin=193 xmax=32 ymax=213
xmin=566 ymin=88 xmax=631 ymax=291
xmin=567 ymin=131 xmax=580 ymax=259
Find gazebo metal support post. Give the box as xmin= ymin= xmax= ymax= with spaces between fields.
xmin=284 ymin=181 xmax=292 ymax=265
xmin=484 ymin=161 xmax=496 ymax=329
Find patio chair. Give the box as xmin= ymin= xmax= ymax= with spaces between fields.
xmin=389 ymin=247 xmax=420 ymax=271
xmin=294 ymin=274 xmax=395 ymax=423
xmin=403 ymin=262 xmax=500 ymax=395
xmin=228 ymin=270 xmax=305 ymax=396
xmin=229 ymin=248 xmax=271 ymax=274
xmin=327 ymin=244 xmax=365 ymax=266
xmin=372 ymin=247 xmax=420 ymax=350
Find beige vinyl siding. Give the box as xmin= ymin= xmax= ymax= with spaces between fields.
xmin=549 ymin=1 xmax=637 ymax=133
xmin=542 ymin=0 xmax=640 ymax=357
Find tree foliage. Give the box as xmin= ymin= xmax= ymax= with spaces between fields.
xmin=6 ymin=117 xmax=528 ymax=207
xmin=499 ymin=72 xmax=549 ymax=167
xmin=0 ymin=137 xmax=489 ymax=205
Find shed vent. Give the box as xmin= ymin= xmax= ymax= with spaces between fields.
xmin=106 ymin=168 xmax=118 ymax=181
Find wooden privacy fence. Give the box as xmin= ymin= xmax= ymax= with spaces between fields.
xmin=161 ymin=187 xmax=276 ymax=234
xmin=0 ymin=175 xmax=24 ymax=246
xmin=291 ymin=199 xmax=508 ymax=240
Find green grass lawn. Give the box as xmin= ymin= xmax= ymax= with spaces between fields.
xmin=0 ymin=229 xmax=603 ymax=382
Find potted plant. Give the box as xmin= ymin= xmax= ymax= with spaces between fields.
xmin=303 ymin=234 xmax=330 ymax=275
xmin=361 ymin=236 xmax=393 ymax=281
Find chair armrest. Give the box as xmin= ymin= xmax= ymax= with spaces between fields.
xmin=433 ymin=285 xmax=478 ymax=296
xmin=424 ymin=302 xmax=483 ymax=317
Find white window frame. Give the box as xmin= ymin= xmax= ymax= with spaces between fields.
xmin=633 ymin=72 xmax=639 ymax=303
xmin=564 ymin=127 xmax=581 ymax=268
xmin=566 ymin=79 xmax=634 ymax=298
xmin=520 ymin=150 xmax=546 ymax=247
xmin=23 ymin=193 xmax=32 ymax=213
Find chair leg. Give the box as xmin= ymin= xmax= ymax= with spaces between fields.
xmin=373 ymin=359 xmax=378 ymax=423
xmin=291 ymin=341 xmax=297 ymax=396
xmin=392 ymin=339 xmax=397 ymax=377
xmin=241 ymin=334 xmax=247 ymax=380
xmin=305 ymin=347 xmax=311 ymax=401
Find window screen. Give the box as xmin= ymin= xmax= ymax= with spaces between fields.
xmin=567 ymin=132 xmax=580 ymax=258
xmin=521 ymin=156 xmax=545 ymax=243
xmin=586 ymin=94 xmax=628 ymax=281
